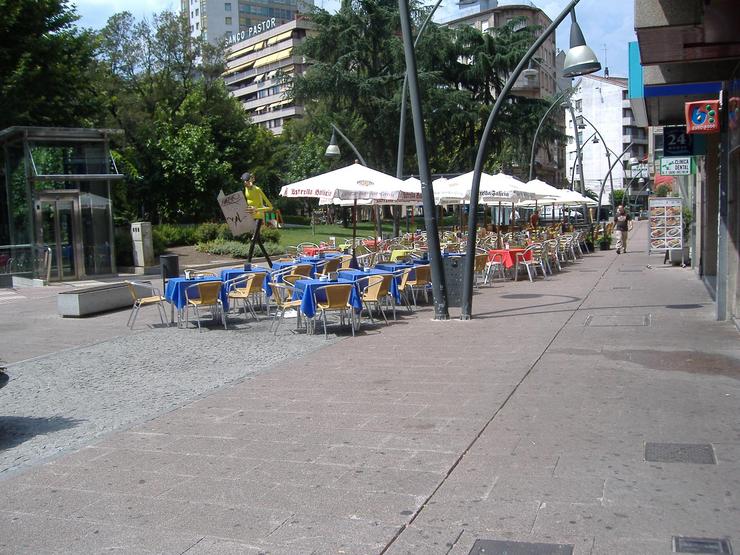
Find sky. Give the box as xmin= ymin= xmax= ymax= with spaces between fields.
xmin=73 ymin=0 xmax=635 ymax=77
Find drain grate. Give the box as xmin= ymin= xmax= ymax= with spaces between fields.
xmin=673 ymin=536 xmax=733 ymax=554
xmin=645 ymin=442 xmax=716 ymax=464
xmin=469 ymin=539 xmax=574 ymax=555
xmin=585 ymin=314 xmax=651 ymax=327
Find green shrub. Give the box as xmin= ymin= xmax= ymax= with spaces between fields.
xmin=114 ymin=227 xmax=134 ymax=266
xmin=196 ymin=240 xmax=284 ymax=258
xmin=259 ymin=226 xmax=281 ymax=244
xmin=194 ymin=222 xmax=223 ymax=243
xmin=153 ymin=224 xmax=198 ymax=247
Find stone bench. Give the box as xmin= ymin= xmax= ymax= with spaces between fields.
xmin=57 ymin=281 xmax=154 ymax=317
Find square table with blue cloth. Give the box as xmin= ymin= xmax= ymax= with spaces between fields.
xmin=165 ymin=277 xmax=230 ymax=328
xmin=220 ymin=267 xmax=273 ymax=297
xmin=292 ymin=278 xmax=363 ymax=319
xmin=337 ymin=269 xmax=401 ymax=304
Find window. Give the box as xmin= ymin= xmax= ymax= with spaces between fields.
xmin=195 ymin=8 xmax=199 ymax=16
xmin=225 ymin=16 xmax=232 ymax=24
xmin=195 ymin=22 xmax=199 ymax=30
xmin=575 ymin=99 xmax=582 ymax=112
xmin=225 ymin=2 xmax=232 ymax=11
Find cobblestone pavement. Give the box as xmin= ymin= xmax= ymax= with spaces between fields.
xmin=0 ymin=317 xmax=339 ymax=476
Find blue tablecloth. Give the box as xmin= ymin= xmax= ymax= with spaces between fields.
xmin=298 ymin=253 xmax=342 ymax=264
xmin=165 ymin=277 xmax=229 ymax=311
xmin=220 ymin=267 xmax=273 ymax=296
xmin=292 ymin=278 xmax=363 ymax=319
xmin=337 ymin=269 xmax=401 ymax=303
xmin=375 ymin=262 xmax=417 ymax=273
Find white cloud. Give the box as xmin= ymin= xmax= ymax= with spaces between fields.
xmin=72 ymin=0 xmax=176 ymax=30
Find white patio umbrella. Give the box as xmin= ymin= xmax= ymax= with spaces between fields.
xmin=280 ymin=162 xmax=421 ymax=257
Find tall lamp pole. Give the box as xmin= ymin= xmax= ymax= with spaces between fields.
xmin=528 ymin=87 xmax=574 ymax=182
xmin=461 ymin=2 xmax=601 ymax=320
xmin=596 ymin=142 xmax=634 ymax=220
xmin=398 ymin=0 xmax=449 ymax=320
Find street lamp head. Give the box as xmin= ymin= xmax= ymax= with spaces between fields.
xmin=628 ymin=156 xmax=640 ymax=167
xmin=592 ymin=135 xmax=599 ymax=144
xmin=562 ymin=10 xmax=601 ymax=78
xmin=325 ymin=129 xmax=341 ymax=158
xmin=638 ymin=177 xmax=645 ymax=185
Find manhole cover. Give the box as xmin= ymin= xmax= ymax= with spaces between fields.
xmin=469 ymin=539 xmax=573 ymax=555
xmin=645 ymin=442 xmax=716 ymax=464
xmin=673 ymin=536 xmax=733 ymax=553
xmin=585 ymin=314 xmax=650 ymax=327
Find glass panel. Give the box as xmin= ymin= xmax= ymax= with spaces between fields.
xmin=56 ymin=200 xmax=76 ymax=279
xmin=39 ymin=202 xmax=60 ymax=280
xmin=80 ymin=187 xmax=113 ymax=275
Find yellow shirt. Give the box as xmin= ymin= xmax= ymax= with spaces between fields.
xmin=244 ymin=185 xmax=273 ymax=220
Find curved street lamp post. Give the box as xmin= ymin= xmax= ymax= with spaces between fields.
xmin=460 ymin=2 xmax=601 ymax=320
xmin=398 ymin=0 xmax=449 ymax=319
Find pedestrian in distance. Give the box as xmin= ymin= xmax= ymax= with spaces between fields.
xmin=530 ymin=209 xmax=540 ymax=229
xmin=614 ymin=204 xmax=633 ymax=254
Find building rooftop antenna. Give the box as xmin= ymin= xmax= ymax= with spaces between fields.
xmin=603 ymin=44 xmax=609 ymax=78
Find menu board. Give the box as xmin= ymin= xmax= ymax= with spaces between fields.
xmin=649 ymin=197 xmax=683 ymax=251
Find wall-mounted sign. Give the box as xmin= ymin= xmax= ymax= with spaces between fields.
xmin=663 ymin=125 xmax=693 ymax=156
xmin=649 ymin=197 xmax=683 ymax=252
xmin=660 ymin=156 xmax=693 ymax=176
xmin=685 ymin=100 xmax=720 ymax=134
xmin=226 ymin=18 xmax=278 ymax=47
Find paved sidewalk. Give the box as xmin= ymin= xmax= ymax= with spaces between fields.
xmin=0 ymin=221 xmax=738 ymax=554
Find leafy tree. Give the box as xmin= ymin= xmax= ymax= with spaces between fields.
xmin=610 ymin=188 xmax=625 ymax=207
xmin=656 ymin=184 xmax=671 ymax=197
xmin=0 ymin=0 xmax=102 ymax=128
xmin=95 ymin=11 xmax=278 ymax=223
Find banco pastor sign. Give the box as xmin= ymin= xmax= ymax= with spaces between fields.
xmin=226 ymin=18 xmax=277 ymax=46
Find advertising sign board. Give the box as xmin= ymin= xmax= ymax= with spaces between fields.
xmin=660 ymin=157 xmax=693 ymax=176
xmin=648 ymin=197 xmax=683 ymax=252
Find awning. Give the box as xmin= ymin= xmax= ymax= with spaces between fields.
xmin=253 ymin=47 xmax=292 ymax=68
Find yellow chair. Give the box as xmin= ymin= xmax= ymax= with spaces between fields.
xmin=473 ymin=253 xmax=489 ymax=287
xmin=339 ymin=255 xmax=354 ymax=269
xmin=269 ymin=282 xmax=304 ymax=334
xmin=291 ymin=264 xmax=313 ymax=277
xmin=282 ymin=273 xmax=303 ymax=287
xmin=360 ymin=274 xmax=395 ymax=324
xmin=125 ymin=280 xmax=167 ymax=329
xmin=394 ymin=268 xmax=414 ymax=312
xmin=405 ymin=265 xmax=431 ymax=306
xmin=313 ymin=283 xmax=356 ymax=339
xmin=185 ymin=281 xmax=226 ymax=331
xmin=316 ymin=256 xmax=340 ymax=277
xmin=225 ymin=273 xmax=257 ymax=320
xmin=246 ymin=271 xmax=268 ymax=313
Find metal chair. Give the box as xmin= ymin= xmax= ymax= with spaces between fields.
xmin=360 ymin=273 xmax=395 ymax=324
xmin=185 ymin=281 xmax=227 ymax=331
xmin=313 ymin=283 xmax=356 ymax=339
xmin=125 ymin=280 xmax=167 ymax=329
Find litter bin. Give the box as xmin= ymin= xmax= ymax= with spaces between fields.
xmin=160 ymin=254 xmax=179 ymax=291
xmin=442 ymin=255 xmax=465 ymax=307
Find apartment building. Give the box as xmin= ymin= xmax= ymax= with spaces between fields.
xmin=224 ymin=18 xmax=314 ymax=134
xmin=565 ymin=74 xmax=648 ymax=195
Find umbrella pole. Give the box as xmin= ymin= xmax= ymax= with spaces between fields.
xmin=352 ymin=199 xmax=358 ymax=264
xmin=497 ymin=202 xmax=502 ymax=249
